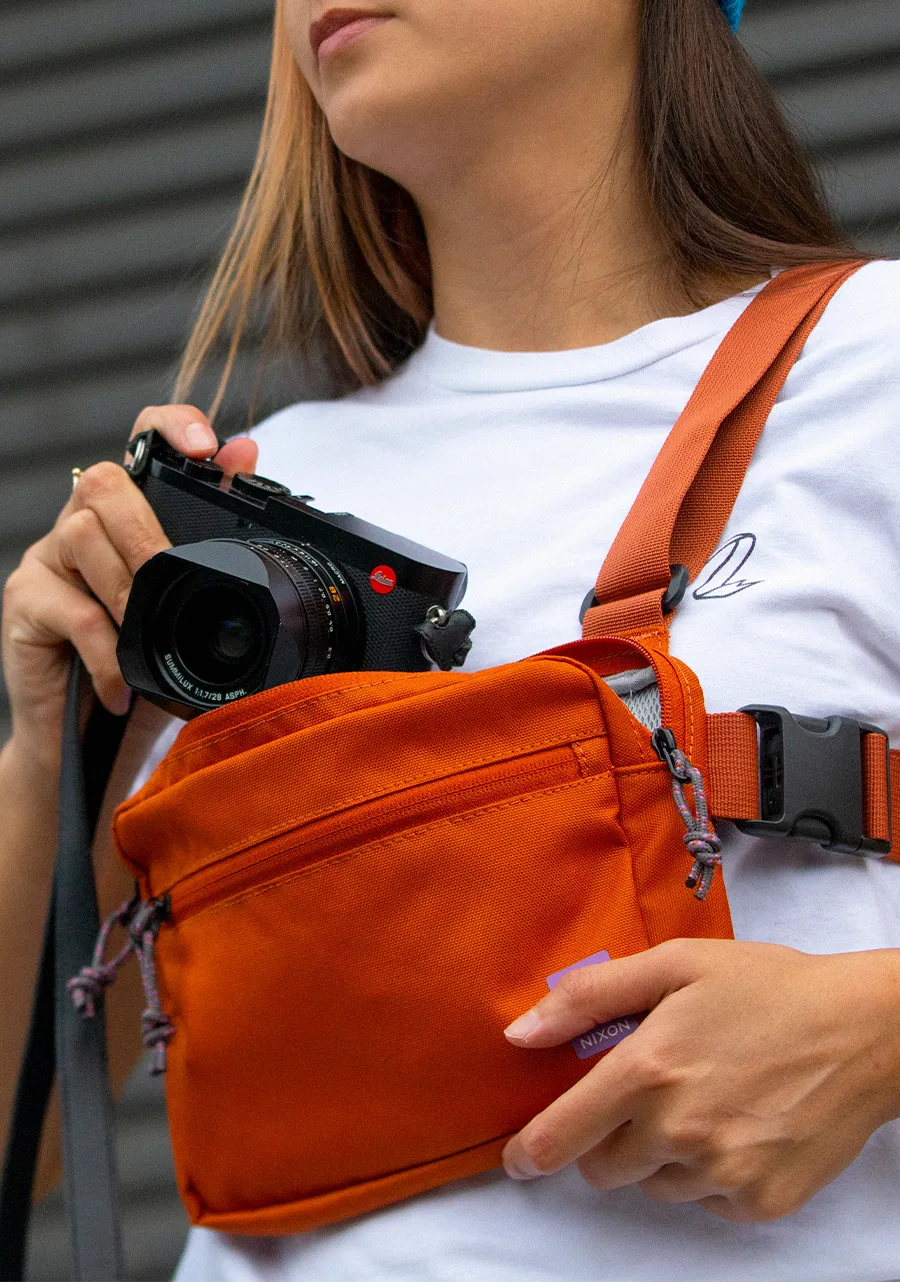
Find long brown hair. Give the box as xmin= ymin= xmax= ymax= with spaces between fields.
xmin=176 ymin=0 xmax=860 ymax=415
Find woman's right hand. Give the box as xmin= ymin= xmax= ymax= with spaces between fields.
xmin=1 ymin=406 xmax=258 ymax=768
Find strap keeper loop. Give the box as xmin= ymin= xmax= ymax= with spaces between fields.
xmin=580 ymin=564 xmax=691 ymax=626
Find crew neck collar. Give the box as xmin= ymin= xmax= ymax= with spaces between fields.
xmin=400 ymin=280 xmax=770 ymax=394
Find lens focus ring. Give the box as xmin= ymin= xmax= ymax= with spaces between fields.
xmin=247 ymin=539 xmax=362 ymax=679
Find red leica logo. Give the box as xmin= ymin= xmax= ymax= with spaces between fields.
xmin=369 ymin=565 xmax=397 ymax=594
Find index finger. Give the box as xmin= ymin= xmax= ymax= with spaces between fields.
xmin=65 ymin=461 xmax=170 ymax=576
xmin=129 ymin=404 xmax=259 ymax=478
xmin=503 ymin=941 xmax=704 ymax=1050
xmin=51 ymin=404 xmax=219 ymax=532
xmin=502 ymin=1047 xmax=639 ymax=1181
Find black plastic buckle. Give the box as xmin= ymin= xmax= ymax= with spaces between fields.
xmin=734 ymin=706 xmax=890 ymax=856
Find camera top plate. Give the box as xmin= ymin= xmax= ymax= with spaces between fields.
xmin=126 ymin=429 xmax=468 ymax=607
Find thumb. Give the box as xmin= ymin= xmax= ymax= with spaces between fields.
xmin=503 ymin=941 xmax=703 ymax=1049
xmin=215 ymin=435 xmax=259 ymax=478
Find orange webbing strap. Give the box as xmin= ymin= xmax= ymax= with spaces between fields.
xmin=863 ymin=734 xmax=892 ymax=845
xmin=582 ymin=263 xmax=866 ymax=643
xmin=706 ymin=712 xmax=759 ymax=821
xmin=707 ymin=711 xmax=900 ymax=861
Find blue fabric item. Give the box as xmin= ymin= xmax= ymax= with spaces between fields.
xmin=718 ymin=0 xmax=746 ymax=29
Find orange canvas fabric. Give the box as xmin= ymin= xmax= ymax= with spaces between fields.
xmin=113 ymin=636 xmax=731 ymax=1233
xmin=112 ymin=262 xmax=888 ymax=1236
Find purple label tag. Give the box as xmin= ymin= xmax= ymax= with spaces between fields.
xmin=547 ymin=950 xmax=645 ymax=1060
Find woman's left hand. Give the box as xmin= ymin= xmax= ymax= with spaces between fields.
xmin=501 ymin=939 xmax=900 ymax=1222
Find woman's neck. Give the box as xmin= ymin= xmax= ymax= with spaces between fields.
xmin=408 ymin=94 xmax=720 ymax=353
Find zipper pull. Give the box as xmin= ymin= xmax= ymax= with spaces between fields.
xmin=652 ymin=728 xmax=723 ymax=901
xmin=68 ymin=894 xmax=174 ymax=1076
xmin=67 ymin=895 xmax=140 ymax=1017
xmin=651 ymin=727 xmax=692 ymax=782
xmin=128 ymin=896 xmax=174 ymax=1076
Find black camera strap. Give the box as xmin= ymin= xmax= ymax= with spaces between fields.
xmin=0 ymin=659 xmax=129 ymax=1281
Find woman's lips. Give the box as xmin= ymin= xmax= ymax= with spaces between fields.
xmin=310 ymin=10 xmax=392 ymax=59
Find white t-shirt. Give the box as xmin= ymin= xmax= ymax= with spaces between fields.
xmin=165 ymin=260 xmax=900 ymax=1282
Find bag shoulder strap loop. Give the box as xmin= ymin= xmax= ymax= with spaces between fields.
xmin=582 ymin=262 xmax=867 ymax=644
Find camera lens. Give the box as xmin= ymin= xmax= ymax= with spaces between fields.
xmin=172 ymin=586 xmax=266 ymax=686
xmin=248 ymin=539 xmax=362 ymax=678
xmin=149 ymin=538 xmax=363 ymax=708
xmin=213 ymin=614 xmax=256 ymax=662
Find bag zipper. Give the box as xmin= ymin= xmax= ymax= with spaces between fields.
xmin=168 ymin=742 xmax=595 ymax=924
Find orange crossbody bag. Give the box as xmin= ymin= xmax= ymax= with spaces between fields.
xmin=107 ymin=263 xmax=900 ymax=1236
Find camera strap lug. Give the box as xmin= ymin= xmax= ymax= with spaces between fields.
xmin=415 ymin=607 xmax=477 ymax=671
xmin=123 ymin=429 xmax=155 ymax=479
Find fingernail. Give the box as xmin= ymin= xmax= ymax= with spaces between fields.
xmin=503 ymin=1150 xmax=542 ymax=1181
xmin=185 ymin=422 xmax=217 ymax=452
xmin=504 ymin=1009 xmax=541 ymax=1043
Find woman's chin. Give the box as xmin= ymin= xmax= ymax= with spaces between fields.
xmin=323 ymin=91 xmax=449 ymax=184
xmin=327 ymin=120 xmax=405 ymax=178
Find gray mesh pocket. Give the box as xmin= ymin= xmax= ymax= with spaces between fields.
xmin=602 ymin=667 xmax=662 ymax=732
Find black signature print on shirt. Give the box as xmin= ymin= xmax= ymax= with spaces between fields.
xmin=693 ymin=533 xmax=762 ymax=600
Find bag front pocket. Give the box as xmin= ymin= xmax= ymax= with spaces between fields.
xmin=156 ymin=758 xmax=648 ymax=1233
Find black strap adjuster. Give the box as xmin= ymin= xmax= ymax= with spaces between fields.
xmin=734 ymin=705 xmax=891 ymax=856
xmin=579 ymin=564 xmax=691 ymax=625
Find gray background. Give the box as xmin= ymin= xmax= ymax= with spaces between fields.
xmin=1 ymin=0 xmax=896 ymax=1277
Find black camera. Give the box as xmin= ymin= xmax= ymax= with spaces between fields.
xmin=117 ymin=430 xmax=475 ymax=716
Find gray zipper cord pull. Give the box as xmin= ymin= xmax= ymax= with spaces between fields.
xmin=652 ymin=729 xmax=723 ymax=901
xmin=66 ymin=897 xmax=139 ymax=1018
xmin=128 ymin=898 xmax=174 ymax=1076
xmin=68 ymin=894 xmax=174 ymax=1075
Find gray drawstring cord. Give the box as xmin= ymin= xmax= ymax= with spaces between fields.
xmin=129 ymin=900 xmax=174 ymax=1076
xmin=651 ymin=728 xmax=723 ymax=901
xmin=67 ymin=898 xmax=138 ymax=1018
xmin=668 ymin=750 xmax=723 ymax=900
xmin=67 ymin=895 xmax=173 ymax=1075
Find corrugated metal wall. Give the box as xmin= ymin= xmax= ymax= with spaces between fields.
xmin=3 ymin=0 xmax=897 ymax=1277
xmin=747 ymin=0 xmax=900 ymax=251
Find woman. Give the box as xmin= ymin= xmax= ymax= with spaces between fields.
xmin=3 ymin=0 xmax=900 ymax=1278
